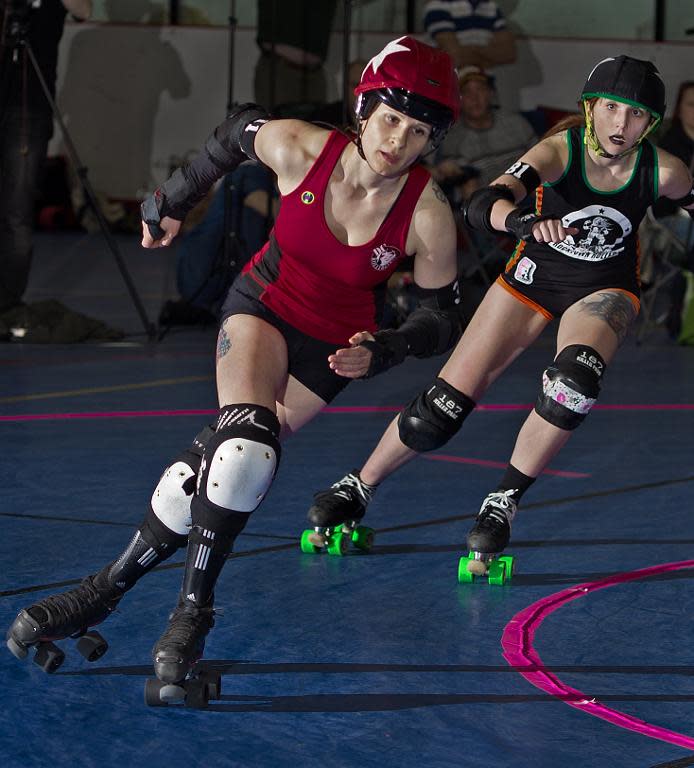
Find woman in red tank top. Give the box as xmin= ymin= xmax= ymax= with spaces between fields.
xmin=6 ymin=38 xmax=468 ymax=697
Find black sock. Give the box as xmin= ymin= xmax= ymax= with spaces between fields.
xmin=497 ymin=464 xmax=536 ymax=504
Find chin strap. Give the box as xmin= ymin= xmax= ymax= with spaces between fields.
xmin=582 ymin=101 xmax=660 ymax=160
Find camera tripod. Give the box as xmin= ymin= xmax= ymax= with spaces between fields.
xmin=2 ymin=16 xmax=155 ymax=340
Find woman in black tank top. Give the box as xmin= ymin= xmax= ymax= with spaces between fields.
xmin=313 ymin=55 xmax=694 ymax=581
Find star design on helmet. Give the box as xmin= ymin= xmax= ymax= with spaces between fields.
xmin=366 ymin=36 xmax=410 ymax=76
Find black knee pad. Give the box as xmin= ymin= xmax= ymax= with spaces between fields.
xmin=398 ymin=378 xmax=475 ymax=452
xmin=192 ymin=404 xmax=281 ymax=535
xmin=535 ymin=344 xmax=606 ymax=430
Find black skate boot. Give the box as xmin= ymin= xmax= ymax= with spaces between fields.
xmin=6 ymin=564 xmax=123 ymax=672
xmin=458 ymin=490 xmax=517 ymax=585
xmin=301 ymin=470 xmax=377 ymax=555
xmin=147 ymin=596 xmax=219 ymax=707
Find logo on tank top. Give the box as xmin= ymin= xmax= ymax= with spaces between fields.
xmin=550 ymin=205 xmax=633 ymax=262
xmin=300 ymin=191 xmax=315 ymax=205
xmin=371 ymin=244 xmax=401 ymax=271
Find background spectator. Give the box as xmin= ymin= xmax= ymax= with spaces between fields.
xmin=432 ymin=66 xmax=536 ymax=197
xmin=423 ymin=0 xmax=516 ymax=70
xmin=254 ymin=0 xmax=338 ymax=116
xmin=653 ymin=80 xmax=694 ymax=247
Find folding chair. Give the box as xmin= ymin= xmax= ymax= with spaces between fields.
xmin=637 ymin=207 xmax=689 ymax=343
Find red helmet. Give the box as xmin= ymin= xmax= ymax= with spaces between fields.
xmin=354 ymin=36 xmax=460 ymax=146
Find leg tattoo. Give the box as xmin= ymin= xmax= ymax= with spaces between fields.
xmin=579 ymin=292 xmax=636 ymax=343
xmin=216 ymin=327 xmax=231 ymax=361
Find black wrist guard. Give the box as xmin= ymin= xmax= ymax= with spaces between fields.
xmin=141 ymin=189 xmax=168 ymax=240
xmin=360 ymin=330 xmax=410 ymax=379
xmin=504 ymin=207 xmax=559 ymax=241
xmin=359 ymin=278 xmax=465 ymax=378
xmin=464 ymin=184 xmax=515 ymax=232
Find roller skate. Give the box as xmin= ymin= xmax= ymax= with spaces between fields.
xmin=301 ymin=470 xmax=376 ymax=556
xmin=6 ymin=564 xmax=122 ymax=673
xmin=458 ymin=490 xmax=516 ymax=585
xmin=146 ymin=597 xmax=221 ymax=708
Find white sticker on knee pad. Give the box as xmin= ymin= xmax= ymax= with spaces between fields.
xmin=543 ymin=373 xmax=595 ymax=414
xmin=151 ymin=461 xmax=194 ymax=535
xmin=206 ymin=438 xmax=277 ymax=512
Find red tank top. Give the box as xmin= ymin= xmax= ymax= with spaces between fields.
xmin=242 ymin=130 xmax=431 ymax=345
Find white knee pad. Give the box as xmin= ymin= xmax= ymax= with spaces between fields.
xmin=150 ymin=461 xmax=195 ymax=535
xmin=204 ymin=437 xmax=278 ymax=513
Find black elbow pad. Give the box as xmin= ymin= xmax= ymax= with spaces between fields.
xmin=464 ymin=185 xmax=515 ymax=232
xmin=212 ymin=103 xmax=272 ymax=166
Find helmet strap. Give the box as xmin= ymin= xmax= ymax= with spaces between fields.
xmin=582 ymin=100 xmax=656 ymax=160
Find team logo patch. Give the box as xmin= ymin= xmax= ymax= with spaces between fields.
xmin=301 ymin=191 xmax=315 ymax=205
xmin=514 ymin=256 xmax=536 ymax=285
xmin=371 ymin=243 xmax=401 ymax=271
xmin=550 ymin=205 xmax=633 ymax=262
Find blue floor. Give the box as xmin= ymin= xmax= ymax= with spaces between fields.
xmin=1 ymin=233 xmax=693 ymax=768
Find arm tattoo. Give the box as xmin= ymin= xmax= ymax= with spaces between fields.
xmin=579 ymin=291 xmax=637 ymax=343
xmin=216 ymin=327 xmax=231 ymax=360
xmin=432 ymin=182 xmax=447 ymax=204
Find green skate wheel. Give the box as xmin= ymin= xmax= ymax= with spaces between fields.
xmin=499 ymin=555 xmax=515 ymax=581
xmin=457 ymin=555 xmax=475 ymax=583
xmin=351 ymin=526 xmax=374 ymax=552
xmin=327 ymin=532 xmax=348 ymax=556
xmin=487 ymin=559 xmax=506 ymax=585
xmin=300 ymin=529 xmax=320 ymax=554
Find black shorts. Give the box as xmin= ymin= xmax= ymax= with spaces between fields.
xmin=220 ymin=277 xmax=351 ymax=403
xmin=500 ymin=246 xmax=641 ymax=318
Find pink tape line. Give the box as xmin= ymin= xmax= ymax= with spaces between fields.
xmin=1 ymin=404 xmax=693 ymax=423
xmin=502 ymin=559 xmax=694 ymax=749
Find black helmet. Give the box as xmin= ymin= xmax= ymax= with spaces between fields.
xmin=580 ymin=55 xmax=666 ymax=123
xmin=580 ymin=56 xmax=665 ymax=158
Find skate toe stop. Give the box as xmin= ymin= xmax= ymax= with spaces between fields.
xmin=467 ymin=560 xmax=488 ymax=576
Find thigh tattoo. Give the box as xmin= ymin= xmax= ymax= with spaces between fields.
xmin=579 ymin=292 xmax=637 ymax=343
xmin=216 ymin=326 xmax=231 ymax=361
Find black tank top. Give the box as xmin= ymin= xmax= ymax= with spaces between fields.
xmin=519 ymin=126 xmax=658 ymax=296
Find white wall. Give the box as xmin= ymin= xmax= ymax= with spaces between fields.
xmin=50 ymin=22 xmax=694 ymax=199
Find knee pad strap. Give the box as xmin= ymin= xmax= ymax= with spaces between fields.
xmin=398 ymin=378 xmax=475 ymax=452
xmin=535 ymin=344 xmax=605 ymax=430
